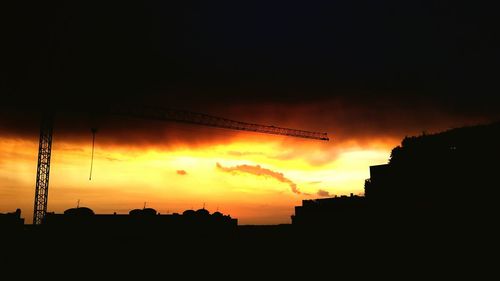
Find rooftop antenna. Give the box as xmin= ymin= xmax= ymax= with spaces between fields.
xmin=203 ymin=202 xmax=206 ymax=210
xmin=77 ymin=199 xmax=80 ymax=208
xmin=143 ymin=202 xmax=147 ymax=209
xmin=89 ymin=128 xmax=97 ymax=180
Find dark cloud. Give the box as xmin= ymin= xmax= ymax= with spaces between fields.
xmin=1 ymin=96 xmax=497 ymax=164
xmin=3 ymin=1 xmax=499 ymax=105
xmin=2 ymin=1 xmax=499 ymax=149
xmin=176 ymin=170 xmax=187 ymax=175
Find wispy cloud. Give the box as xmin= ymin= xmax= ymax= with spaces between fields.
xmin=105 ymin=156 xmax=123 ymax=162
xmin=227 ymin=151 xmax=265 ymax=157
xmin=309 ymin=181 xmax=322 ymax=185
xmin=216 ymin=162 xmax=305 ymax=195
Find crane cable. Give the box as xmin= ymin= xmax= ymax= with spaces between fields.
xmin=89 ymin=128 xmax=97 ymax=181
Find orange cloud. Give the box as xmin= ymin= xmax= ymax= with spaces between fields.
xmin=216 ymin=162 xmax=305 ymax=195
xmin=3 ymin=96 xmax=494 ymax=156
xmin=176 ymin=170 xmax=187 ymax=175
xmin=316 ymin=189 xmax=332 ymax=197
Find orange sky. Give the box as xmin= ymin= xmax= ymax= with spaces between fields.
xmin=1 ymin=97 xmax=494 ymax=225
xmin=0 ymin=130 xmax=395 ymax=225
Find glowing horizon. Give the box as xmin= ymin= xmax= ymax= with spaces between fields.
xmin=0 ymin=134 xmax=394 ymax=225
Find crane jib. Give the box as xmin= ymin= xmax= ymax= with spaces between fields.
xmin=32 ymin=105 xmax=329 ymax=224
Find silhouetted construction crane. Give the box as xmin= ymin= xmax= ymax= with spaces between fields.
xmin=33 ymin=104 xmax=329 ymax=225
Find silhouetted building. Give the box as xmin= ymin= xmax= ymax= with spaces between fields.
xmin=43 ymin=207 xmax=237 ymax=236
xmin=64 ymin=207 xmax=95 ymax=216
xmin=0 ymin=209 xmax=24 ymax=229
xmin=364 ymin=122 xmax=500 ymax=218
xmin=364 ymin=164 xmax=390 ymax=199
xmin=293 ymin=122 xmax=500 ymax=229
xmin=292 ymin=193 xmax=366 ymax=226
xmin=129 ymin=208 xmax=157 ymax=216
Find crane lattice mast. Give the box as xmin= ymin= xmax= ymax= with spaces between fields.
xmin=33 ymin=113 xmax=54 ymax=225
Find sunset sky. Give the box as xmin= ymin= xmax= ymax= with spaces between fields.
xmin=2 ymin=1 xmax=498 ymax=224
xmin=0 ymin=102 xmax=493 ymax=224
xmin=1 ymin=128 xmax=390 ymax=225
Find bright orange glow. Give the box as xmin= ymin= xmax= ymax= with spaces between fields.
xmin=0 ymin=135 xmax=396 ymax=224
